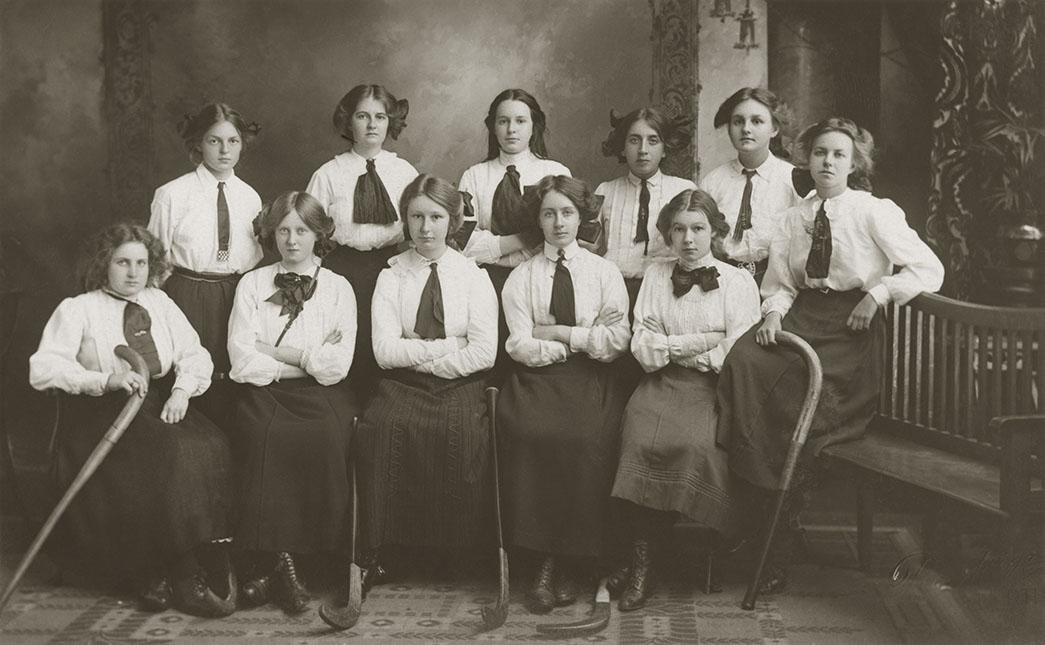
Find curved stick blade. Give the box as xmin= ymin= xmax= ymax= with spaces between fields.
xmin=479 ymin=548 xmax=509 ymax=631
xmin=319 ymin=563 xmax=362 ymax=631
xmin=535 ymin=578 xmax=610 ymax=637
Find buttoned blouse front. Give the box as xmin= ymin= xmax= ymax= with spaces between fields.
xmin=458 ymin=150 xmax=571 ymax=267
xmin=149 ymin=165 xmax=264 ymax=274
xmin=761 ymin=189 xmax=945 ymax=318
xmin=502 ymin=241 xmax=631 ymax=367
xmin=699 ymin=155 xmax=802 ymax=264
xmin=228 ymin=262 xmax=358 ymax=386
xmin=371 ymin=248 xmax=498 ymax=380
xmin=30 ymin=288 xmax=213 ymax=397
xmin=596 ymin=170 xmax=697 ymax=279
xmin=306 ymin=149 xmax=420 ymax=251
xmin=631 ymin=257 xmax=760 ymax=374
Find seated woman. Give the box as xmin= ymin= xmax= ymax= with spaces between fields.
xmin=29 ymin=223 xmax=235 ymax=617
xmin=356 ymin=174 xmax=498 ymax=579
xmin=227 ymin=191 xmax=358 ymax=614
xmin=610 ymin=189 xmax=760 ymax=611
xmin=717 ymin=117 xmax=945 ymax=591
xmin=497 ymin=175 xmax=631 ymax=614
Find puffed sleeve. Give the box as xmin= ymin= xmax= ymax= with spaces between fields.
xmin=459 ymin=167 xmax=503 ymax=266
xmin=630 ymin=266 xmax=670 ymax=373
xmin=158 ymin=291 xmax=213 ymax=396
xmin=371 ymin=268 xmax=464 ymax=369
xmin=29 ymin=298 xmax=110 ymax=396
xmin=148 ymin=185 xmax=175 ymax=264
xmin=306 ymin=166 xmax=334 ymax=210
xmin=422 ymin=266 xmax=498 ymax=379
xmin=865 ymin=199 xmax=945 ymax=306
xmin=760 ymin=210 xmax=801 ymax=318
xmin=300 ymin=276 xmax=357 ymax=386
xmin=503 ymin=264 xmax=569 ymax=367
xmin=675 ymin=269 xmax=761 ymax=373
xmin=568 ymin=261 xmax=631 ymax=362
xmin=227 ymin=273 xmax=284 ymax=386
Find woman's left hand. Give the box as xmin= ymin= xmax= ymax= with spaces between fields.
xmin=847 ymin=294 xmax=880 ymax=332
xmin=255 ymin=340 xmax=276 ymax=357
xmin=161 ymin=389 xmax=189 ymax=424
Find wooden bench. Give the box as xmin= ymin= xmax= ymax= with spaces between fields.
xmin=820 ymin=293 xmax=1044 ymax=574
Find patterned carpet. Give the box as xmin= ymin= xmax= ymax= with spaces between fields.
xmin=0 ymin=523 xmax=1024 ymax=644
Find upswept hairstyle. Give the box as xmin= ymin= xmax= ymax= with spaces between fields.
xmin=255 ymin=191 xmax=336 ymax=258
xmin=794 ymin=117 xmax=875 ymax=192
xmin=79 ymin=223 xmax=169 ymax=293
xmin=656 ymin=189 xmax=731 ymax=260
xmin=601 ymin=106 xmax=690 ymax=162
xmin=178 ymin=102 xmax=260 ymax=165
xmin=484 ymin=89 xmax=549 ymax=160
xmin=333 ymin=84 xmax=410 ymax=143
xmin=527 ymin=175 xmax=600 ymax=225
xmin=713 ymin=87 xmax=790 ymax=158
xmin=398 ymin=174 xmax=466 ymax=243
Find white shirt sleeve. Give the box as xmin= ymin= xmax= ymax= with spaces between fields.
xmin=227 ymin=274 xmax=285 ymax=386
xmin=421 ymin=267 xmax=499 ymax=379
xmin=567 ymin=263 xmax=631 ymax=362
xmin=760 ymin=213 xmax=800 ymax=318
xmin=865 ymin=200 xmax=945 ymax=306
xmin=148 ymin=186 xmax=175 ymax=265
xmin=503 ymin=263 xmax=570 ymax=367
xmin=371 ymin=269 xmax=463 ymax=369
xmin=300 ymin=277 xmax=357 ymax=386
xmin=158 ymin=292 xmax=213 ymax=396
xmin=29 ymin=298 xmax=111 ymax=396
xmin=630 ymin=267 xmax=671 ymax=373
xmin=675 ymin=269 xmax=761 ymax=372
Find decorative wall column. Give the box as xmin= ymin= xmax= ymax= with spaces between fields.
xmin=650 ymin=0 xmax=700 ymax=181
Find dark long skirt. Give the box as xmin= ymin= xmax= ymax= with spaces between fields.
xmin=498 ymin=356 xmax=627 ymax=557
xmin=612 ymin=364 xmax=738 ymax=534
xmin=55 ymin=380 xmax=231 ymax=585
xmin=232 ymin=378 xmax=358 ymax=554
xmin=323 ymin=245 xmax=396 ymax=400
xmin=356 ymin=369 xmax=491 ymax=550
xmin=482 ymin=264 xmax=513 ymax=384
xmin=716 ymin=288 xmax=884 ymax=490
xmin=164 ymin=267 xmax=241 ymax=428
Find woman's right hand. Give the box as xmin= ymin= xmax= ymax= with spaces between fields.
xmin=106 ymin=370 xmax=148 ymax=397
xmin=755 ymin=312 xmax=783 ymax=346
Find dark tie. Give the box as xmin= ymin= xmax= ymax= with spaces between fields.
xmin=733 ymin=169 xmax=757 ymax=242
xmin=634 ymin=178 xmax=651 ymax=255
xmin=670 ymin=263 xmax=720 ymax=297
xmin=548 ymin=250 xmax=576 ymax=326
xmin=217 ymin=181 xmax=230 ymax=262
xmin=353 ymin=158 xmax=397 ymax=225
xmin=122 ymin=301 xmax=162 ymax=377
xmin=805 ymin=200 xmax=833 ymax=279
xmin=490 ymin=164 xmax=523 ymax=235
xmin=266 ymin=270 xmax=319 ymax=346
xmin=414 ymin=262 xmax=446 ymax=339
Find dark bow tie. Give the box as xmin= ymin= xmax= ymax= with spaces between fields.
xmin=266 ymin=272 xmax=316 ymax=317
xmin=671 ymin=263 xmax=720 ymax=297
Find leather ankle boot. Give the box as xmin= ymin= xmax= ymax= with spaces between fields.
xmin=553 ymin=562 xmax=579 ymax=607
xmin=173 ymin=569 xmax=236 ymax=618
xmin=606 ymin=562 xmax=630 ymax=597
xmin=526 ymin=555 xmax=556 ymax=614
xmin=139 ymin=576 xmax=172 ymax=612
xmin=618 ymin=539 xmax=654 ymax=611
xmin=240 ymin=574 xmax=272 ymax=608
xmin=275 ymin=552 xmax=310 ymax=615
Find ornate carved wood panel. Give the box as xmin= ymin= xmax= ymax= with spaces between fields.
xmin=650 ymin=0 xmax=700 ymax=181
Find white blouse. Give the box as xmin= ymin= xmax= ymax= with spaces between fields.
xmin=228 ymin=262 xmax=357 ymax=386
xmin=699 ymin=155 xmax=802 ymax=264
xmin=502 ymin=241 xmax=631 ymax=367
xmin=149 ymin=165 xmax=264 ymax=275
xmin=306 ymin=149 xmax=420 ymax=251
xmin=30 ymin=289 xmax=213 ymax=397
xmin=458 ymin=150 xmax=571 ymax=267
xmin=372 ymin=248 xmax=498 ymax=380
xmin=761 ymin=189 xmax=945 ymax=318
xmin=596 ymin=170 xmax=698 ymax=279
xmin=631 ymin=257 xmax=760 ymax=374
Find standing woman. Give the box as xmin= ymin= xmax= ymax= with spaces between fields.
xmin=227 ymin=191 xmax=358 ymax=614
xmin=610 ymin=190 xmax=760 ymax=611
xmin=356 ymin=174 xmax=498 ymax=578
xmin=699 ymin=88 xmax=802 ymax=284
xmin=307 ymin=84 xmax=418 ymax=399
xmin=29 ymin=224 xmax=235 ymax=617
xmin=717 ymin=117 xmax=944 ymax=591
xmin=149 ymin=102 xmax=263 ymax=426
xmin=497 ymin=176 xmax=631 ymax=614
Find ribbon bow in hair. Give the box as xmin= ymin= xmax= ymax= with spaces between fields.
xmin=671 ymin=263 xmax=720 ymax=297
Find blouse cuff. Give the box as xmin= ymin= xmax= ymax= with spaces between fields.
xmin=87 ymin=371 xmax=110 ymax=396
xmin=569 ymin=326 xmax=591 ymax=353
xmin=868 ymin=284 xmax=891 ymax=307
xmin=173 ymin=373 xmax=207 ymax=398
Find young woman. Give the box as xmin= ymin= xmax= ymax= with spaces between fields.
xmin=497 ymin=176 xmax=631 ymax=614
xmin=29 ymin=224 xmax=235 ymax=617
xmin=717 ymin=117 xmax=944 ymax=591
xmin=699 ymin=88 xmax=802 ymax=283
xmin=610 ymin=189 xmax=760 ymax=611
xmin=227 ymin=191 xmax=358 ymax=614
xmin=148 ymin=102 xmax=263 ymax=426
xmin=356 ymin=174 xmax=498 ymax=580
xmin=306 ymin=84 xmax=419 ymax=398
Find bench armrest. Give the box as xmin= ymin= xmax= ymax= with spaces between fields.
xmin=990 ymin=415 xmax=1045 ymax=438
xmin=994 ymin=415 xmax=1044 ymax=517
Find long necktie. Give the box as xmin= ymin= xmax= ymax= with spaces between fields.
xmin=414 ymin=262 xmax=446 ymax=339
xmin=217 ymin=181 xmax=230 ymax=262
xmin=670 ymin=263 xmax=720 ymax=297
xmin=805 ymin=200 xmax=832 ymax=279
xmin=634 ymin=178 xmax=651 ymax=255
xmin=490 ymin=164 xmax=523 ymax=235
xmin=123 ymin=301 xmax=162 ymax=376
xmin=266 ymin=269 xmax=320 ymax=346
xmin=548 ymin=250 xmax=576 ymax=326
xmin=733 ymin=169 xmax=757 ymax=242
xmin=353 ymin=158 xmax=397 ymax=225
